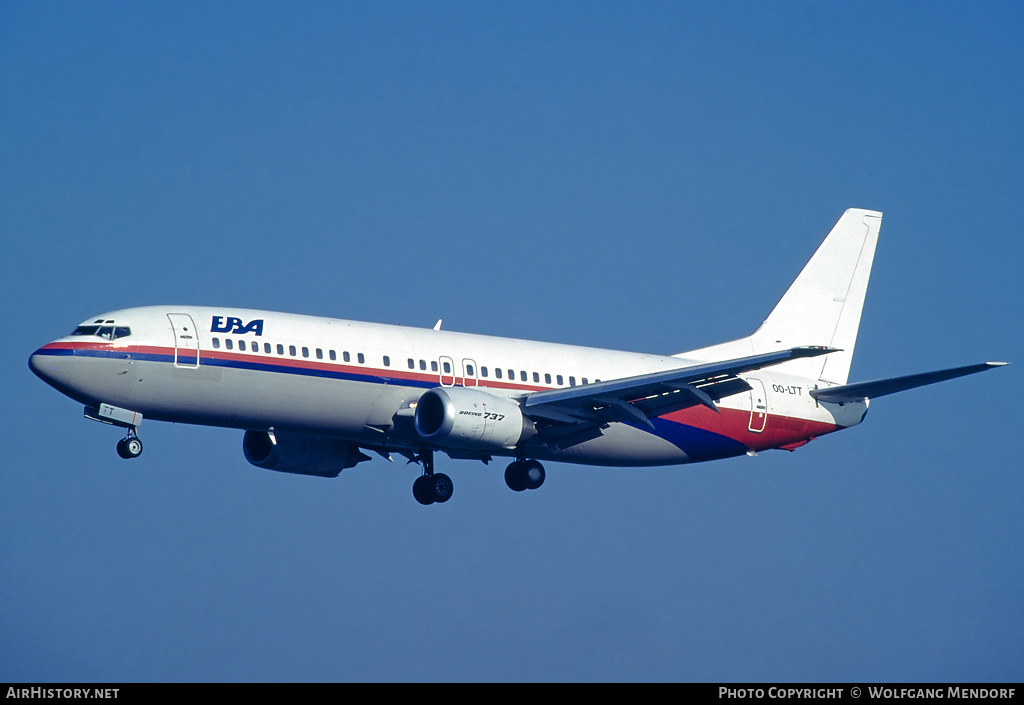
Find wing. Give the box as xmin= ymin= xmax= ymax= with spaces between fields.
xmin=808 ymin=362 xmax=1007 ymax=404
xmin=522 ymin=346 xmax=836 ymax=445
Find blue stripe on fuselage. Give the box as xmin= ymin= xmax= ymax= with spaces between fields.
xmin=39 ymin=345 xmax=442 ymax=390
xmin=41 ymin=345 xmax=752 ymax=461
xmin=643 ymin=417 xmax=749 ymax=462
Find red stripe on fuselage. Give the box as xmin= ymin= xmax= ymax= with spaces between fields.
xmin=43 ymin=341 xmax=834 ymax=452
xmin=663 ymin=404 xmax=838 ymax=452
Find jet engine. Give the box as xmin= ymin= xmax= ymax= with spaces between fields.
xmin=243 ymin=430 xmax=362 ymax=477
xmin=414 ymin=387 xmax=530 ymax=450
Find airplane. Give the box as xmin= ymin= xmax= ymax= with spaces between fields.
xmin=28 ymin=208 xmax=1007 ymax=505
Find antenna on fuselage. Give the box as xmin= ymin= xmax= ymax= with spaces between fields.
xmin=433 ymin=319 xmax=442 ymax=331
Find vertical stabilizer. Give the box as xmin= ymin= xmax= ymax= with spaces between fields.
xmin=680 ymin=208 xmax=882 ymax=385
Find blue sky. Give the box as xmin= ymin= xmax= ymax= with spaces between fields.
xmin=2 ymin=1 xmax=1021 ymax=682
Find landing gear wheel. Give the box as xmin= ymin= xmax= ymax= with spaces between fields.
xmin=412 ymin=472 xmax=454 ymax=505
xmin=431 ymin=473 xmax=453 ymax=503
xmin=125 ymin=437 xmax=143 ymax=457
xmin=522 ymin=460 xmax=545 ymax=490
xmin=412 ymin=450 xmax=446 ymax=505
xmin=505 ymin=460 xmax=545 ymax=491
xmin=413 ymin=475 xmax=436 ymax=505
xmin=505 ymin=461 xmax=527 ymax=491
xmin=116 ymin=435 xmax=143 ymax=459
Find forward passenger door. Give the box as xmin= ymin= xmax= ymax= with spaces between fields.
xmin=167 ymin=313 xmax=200 ymax=369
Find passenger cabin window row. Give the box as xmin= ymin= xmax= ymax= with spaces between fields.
xmin=210 ymin=337 xmax=368 ymax=364
xmin=208 ymin=337 xmax=598 ymax=387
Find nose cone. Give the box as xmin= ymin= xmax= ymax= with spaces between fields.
xmin=29 ymin=346 xmax=77 ymax=393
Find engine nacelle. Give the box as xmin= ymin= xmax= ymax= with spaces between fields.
xmin=243 ymin=430 xmax=360 ymax=478
xmin=414 ymin=387 xmax=528 ymax=450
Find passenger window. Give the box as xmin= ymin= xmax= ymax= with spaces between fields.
xmin=443 ymin=361 xmax=451 ymax=374
xmin=212 ymin=338 xmax=220 ymax=349
xmin=383 ymin=356 xmax=390 ymax=367
xmin=466 ymin=364 xmax=474 ymax=376
xmin=408 ymin=358 xmax=415 ymax=369
xmin=289 ymin=345 xmax=296 ymax=356
xmin=495 ymin=368 xmax=503 ymax=379
xmin=239 ymin=340 xmax=248 ymax=351
xmin=431 ymin=360 xmax=438 ymax=372
xmin=545 ymin=373 xmax=551 ymax=384
xmin=357 ymin=353 xmax=365 ymax=364
xmin=508 ymin=369 xmax=515 ymax=380
xmin=556 ymin=375 xmax=563 ymax=385
xmin=481 ymin=366 xmax=488 ymax=377
xmin=302 ymin=347 xmax=309 ymax=358
xmin=316 ymin=348 xmax=323 ymax=359
xmin=532 ymin=372 xmax=539 ymax=382
xmin=264 ymin=343 xmax=271 ymax=353
xmin=277 ymin=344 xmax=284 ymax=355
xmin=582 ymin=378 xmax=588 ymax=385
xmin=420 ymin=360 xmax=427 ymax=370
xmin=330 ymin=350 xmax=337 ymax=361
xmin=520 ymin=371 xmax=527 ymax=382
xmin=569 ymin=376 xmax=576 ymax=386
xmin=226 ymin=339 xmax=234 ymax=350
xmin=343 ymin=351 xmax=350 ymax=362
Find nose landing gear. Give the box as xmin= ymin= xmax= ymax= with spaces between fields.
xmin=84 ymin=404 xmax=144 ymax=460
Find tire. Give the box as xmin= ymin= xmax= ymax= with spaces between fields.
xmin=522 ymin=460 xmax=545 ymax=490
xmin=413 ymin=475 xmax=436 ymax=505
xmin=125 ymin=437 xmax=143 ymax=458
xmin=432 ymin=473 xmax=453 ymax=503
xmin=504 ymin=462 xmax=527 ymax=492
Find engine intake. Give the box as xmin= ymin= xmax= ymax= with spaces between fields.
xmin=414 ymin=387 xmax=528 ymax=450
xmin=243 ymin=430 xmax=361 ymax=477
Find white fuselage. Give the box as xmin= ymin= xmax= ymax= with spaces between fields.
xmin=29 ymin=305 xmax=866 ymax=468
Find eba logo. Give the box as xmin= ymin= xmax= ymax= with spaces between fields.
xmin=211 ymin=316 xmax=264 ymax=336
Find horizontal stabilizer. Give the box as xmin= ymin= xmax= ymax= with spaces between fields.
xmin=809 ymin=362 xmax=1008 ymax=403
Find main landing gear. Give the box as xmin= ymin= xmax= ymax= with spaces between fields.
xmin=411 ymin=450 xmax=453 ymax=506
xmin=410 ymin=452 xmax=547 ymax=504
xmin=115 ymin=428 xmax=143 ymax=459
xmin=504 ymin=459 xmax=545 ymax=492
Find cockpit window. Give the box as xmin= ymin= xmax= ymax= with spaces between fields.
xmin=72 ymin=325 xmax=131 ymax=339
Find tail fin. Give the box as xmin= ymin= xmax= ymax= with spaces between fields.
xmin=680 ymin=208 xmax=882 ymax=385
